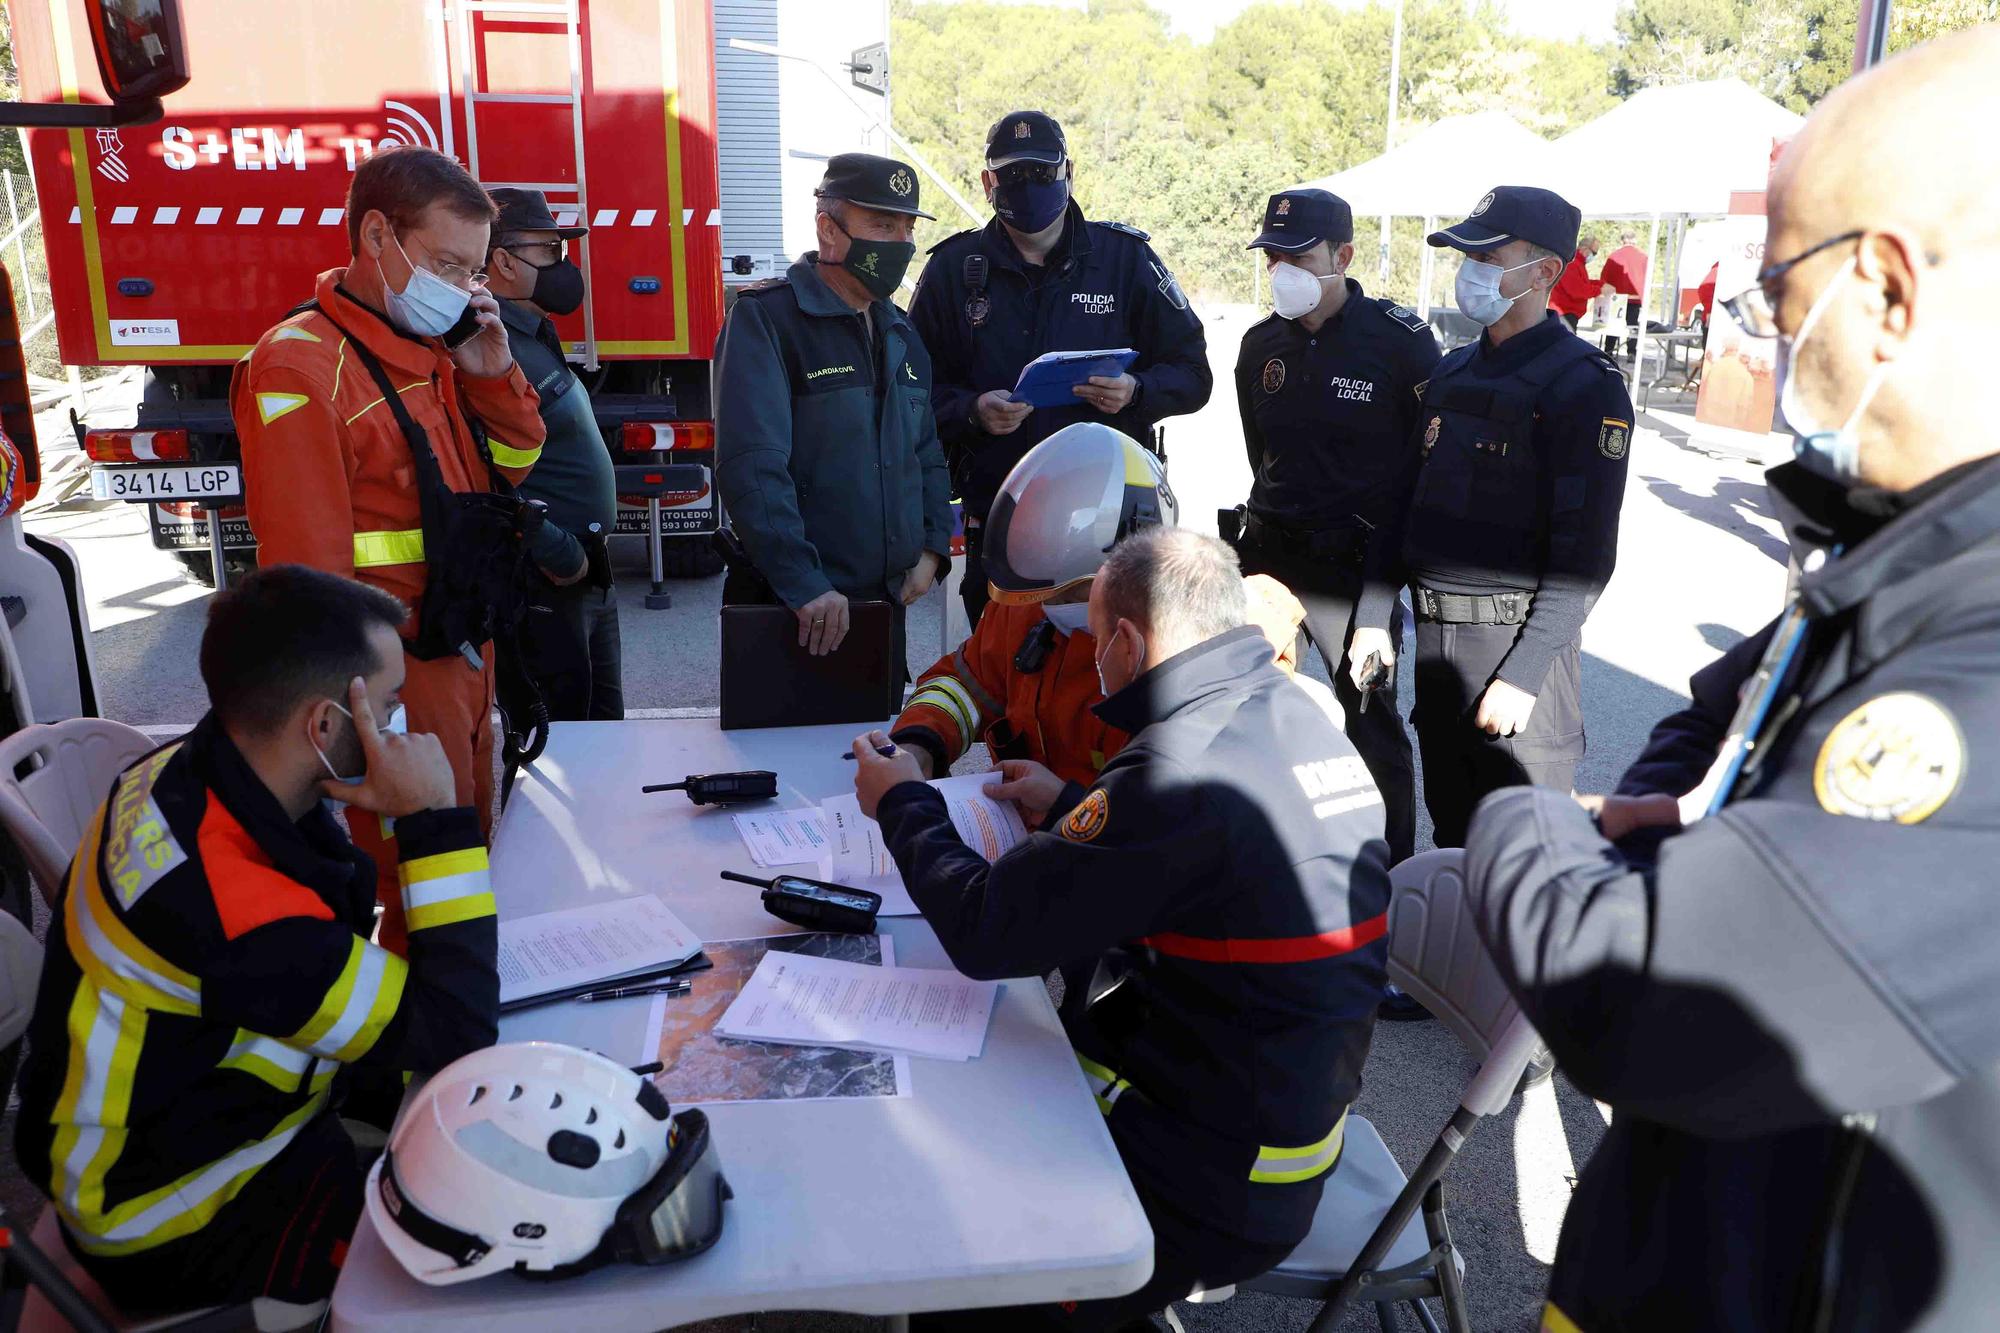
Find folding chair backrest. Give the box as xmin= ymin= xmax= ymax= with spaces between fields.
xmin=0 ymin=719 xmax=156 ymax=904
xmin=1385 ymin=849 xmax=1541 ymax=1114
xmin=0 ymin=909 xmax=41 ymax=1048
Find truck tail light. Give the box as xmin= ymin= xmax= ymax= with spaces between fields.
xmin=85 ymin=428 xmax=190 ymax=462
xmin=618 ymin=421 xmax=715 ymax=455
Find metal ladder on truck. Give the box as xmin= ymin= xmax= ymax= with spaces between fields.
xmin=450 ymin=0 xmax=599 ymax=371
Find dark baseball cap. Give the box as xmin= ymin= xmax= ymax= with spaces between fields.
xmin=814 ymin=152 xmax=937 ymax=221
xmin=488 ymin=187 xmax=587 ymax=240
xmin=1248 ymin=189 xmax=1353 ymax=253
xmin=1428 ymin=185 xmax=1580 ymax=258
xmin=985 ymin=111 xmax=1067 ymax=168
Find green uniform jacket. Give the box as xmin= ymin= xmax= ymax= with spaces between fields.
xmin=714 ymin=256 xmax=954 ymax=608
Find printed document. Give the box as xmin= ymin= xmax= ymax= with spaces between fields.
xmin=732 ymin=807 xmax=830 ymax=867
xmin=497 ymin=896 xmax=701 ymax=1006
xmin=818 ymin=773 xmax=1028 ymax=915
xmin=712 ymin=949 xmax=1000 ymax=1062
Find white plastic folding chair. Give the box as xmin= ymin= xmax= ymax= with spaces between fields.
xmin=0 ymin=718 xmax=156 ymax=905
xmin=1223 ymin=848 xmax=1543 ymax=1333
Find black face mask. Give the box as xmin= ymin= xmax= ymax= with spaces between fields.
xmin=510 ymin=252 xmax=586 ymax=316
xmin=826 ymin=216 xmax=915 ymax=301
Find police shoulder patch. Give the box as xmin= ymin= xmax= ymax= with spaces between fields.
xmin=1093 ymin=219 xmax=1151 ymax=241
xmin=1382 ymin=302 xmax=1428 ymax=334
xmin=1597 ymin=417 xmax=1630 ymax=460
xmin=1814 ymin=692 xmax=1964 ymax=824
xmin=1059 ymin=787 xmax=1112 ymax=843
xmin=1261 ymin=357 xmax=1286 ymax=394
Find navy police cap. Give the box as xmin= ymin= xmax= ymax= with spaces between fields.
xmin=814 ymin=152 xmax=937 ymax=221
xmin=1248 ymin=189 xmax=1353 ymax=253
xmin=1428 ymin=185 xmax=1581 ymax=258
xmin=986 ymin=110 xmax=1067 ymax=168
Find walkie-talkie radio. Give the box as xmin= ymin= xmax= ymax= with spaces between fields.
xmin=719 ymin=871 xmax=881 ymax=934
xmin=642 ymin=772 xmax=779 ymax=806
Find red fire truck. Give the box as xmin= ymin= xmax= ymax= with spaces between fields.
xmin=11 ymin=0 xmax=741 ymax=583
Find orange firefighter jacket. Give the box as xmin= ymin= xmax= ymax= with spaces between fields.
xmin=230 ymin=269 xmax=544 ymax=622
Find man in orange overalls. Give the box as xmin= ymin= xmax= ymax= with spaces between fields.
xmin=233 ymin=146 xmax=545 ymax=950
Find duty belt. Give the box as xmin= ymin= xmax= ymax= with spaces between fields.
xmin=1413 ymin=587 xmax=1533 ymax=625
xmin=1242 ymin=513 xmax=1367 ymax=566
xmin=1076 ymin=1052 xmax=1348 ymax=1185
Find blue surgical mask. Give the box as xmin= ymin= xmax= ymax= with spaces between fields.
xmin=1042 ymin=601 xmax=1091 ymax=636
xmin=1454 ymin=256 xmax=1542 ymax=327
xmin=993 ymin=175 xmax=1070 ymax=234
xmin=1776 ymin=256 xmax=1888 ymax=484
xmin=316 ymin=701 xmax=407 ymax=786
xmin=383 ymin=232 xmax=473 ymax=339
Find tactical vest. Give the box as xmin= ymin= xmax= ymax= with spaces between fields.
xmin=1405 ymin=333 xmax=1601 ymax=592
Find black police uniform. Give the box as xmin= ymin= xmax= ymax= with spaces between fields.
xmin=876 ymin=626 xmax=1390 ymax=1331
xmin=1233 ymin=191 xmax=1440 ymax=864
xmin=1395 ymin=188 xmax=1631 ymax=847
xmin=1465 ymin=454 xmax=2000 ymax=1332
xmin=910 ymin=119 xmax=1211 ymax=627
xmin=713 ymin=154 xmax=953 ymax=669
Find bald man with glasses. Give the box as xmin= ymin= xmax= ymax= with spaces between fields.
xmin=1460 ymin=25 xmax=2000 ymax=1333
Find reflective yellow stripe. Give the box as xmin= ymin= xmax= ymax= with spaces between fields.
xmin=909 ymin=678 xmax=978 ymax=745
xmin=290 ymin=937 xmax=409 ymax=1062
xmin=486 ymin=435 xmax=542 ymax=468
xmin=352 ymin=528 xmax=425 ymax=568
xmin=63 ymin=1092 xmax=331 ymax=1256
xmin=217 ymin=1029 xmax=314 ymax=1093
xmin=400 ymin=847 xmax=488 ymax=885
xmin=1075 ymin=1052 xmax=1130 ymax=1116
xmin=63 ymin=815 xmax=200 ymax=1016
xmin=401 ymin=847 xmax=494 ymax=933
xmin=343 ymin=382 xmax=427 ymax=427
xmin=1249 ymin=1111 xmax=1348 ymax=1184
xmin=1541 ymin=1303 xmax=1586 ymax=1333
xmin=407 ymin=892 xmax=496 ymax=932
xmin=49 ymin=981 xmax=145 ymax=1233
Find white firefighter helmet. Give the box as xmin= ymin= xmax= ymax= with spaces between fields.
xmin=366 ymin=1042 xmax=729 ymax=1285
xmin=982 ymin=422 xmax=1176 ymax=605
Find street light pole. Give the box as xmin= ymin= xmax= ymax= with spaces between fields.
xmin=1380 ymin=0 xmax=1403 ymax=283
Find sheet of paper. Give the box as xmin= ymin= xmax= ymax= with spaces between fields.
xmin=496 ymin=896 xmax=701 ymax=1006
xmin=818 ymin=773 xmax=1028 ymax=916
xmin=712 ymin=949 xmax=1000 ymax=1062
xmin=732 ymin=807 xmax=830 ymax=867
xmin=645 ymin=933 xmax=910 ymax=1105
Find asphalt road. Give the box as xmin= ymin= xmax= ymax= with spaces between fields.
xmin=18 ymin=309 xmax=1790 ymax=1331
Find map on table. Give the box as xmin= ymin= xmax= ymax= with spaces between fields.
xmin=648 ymin=932 xmax=911 ymax=1104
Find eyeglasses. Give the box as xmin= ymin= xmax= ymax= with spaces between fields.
xmin=424 ymin=258 xmax=489 ymax=291
xmin=504 ymin=239 xmax=567 ymax=267
xmin=1720 ymin=230 xmax=1862 ymax=339
xmin=994 ymin=161 xmax=1064 ymax=187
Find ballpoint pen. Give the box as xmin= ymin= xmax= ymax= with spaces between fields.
xmin=577 ymin=979 xmax=693 ymax=1004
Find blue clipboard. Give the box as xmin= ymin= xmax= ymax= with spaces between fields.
xmin=1009 ymin=348 xmax=1139 ymax=409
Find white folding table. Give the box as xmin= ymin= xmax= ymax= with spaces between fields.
xmin=329 ymin=719 xmax=1153 ymax=1331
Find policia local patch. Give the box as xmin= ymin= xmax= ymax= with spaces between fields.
xmin=1060 ymin=787 xmax=1111 ymax=842
xmin=1814 ymin=692 xmax=1965 ymax=824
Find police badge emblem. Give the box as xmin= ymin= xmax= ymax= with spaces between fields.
xmin=1261 ymin=358 xmax=1286 ymax=394
xmin=888 ymin=168 xmax=915 ymax=198
xmin=1471 ymin=191 xmax=1495 ymax=217
xmin=1014 ymin=120 xmax=1032 ymax=140
xmin=1276 ymin=198 xmax=1291 ymax=216
xmin=1598 ymin=417 xmax=1630 ymax=460
xmin=1422 ymin=415 xmax=1442 ymax=456
xmin=1060 ymin=787 xmax=1111 ymax=843
xmin=1815 ymin=692 xmax=1964 ymax=824
xmin=966 ymin=294 xmax=990 ymax=327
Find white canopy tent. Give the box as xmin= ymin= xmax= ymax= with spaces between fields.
xmin=1548 ymin=80 xmax=1805 ymax=397
xmin=1288 ymin=112 xmax=1580 ymax=320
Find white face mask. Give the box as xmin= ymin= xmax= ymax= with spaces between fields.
xmin=1270 ymin=261 xmax=1337 ymax=320
xmin=1093 ymin=623 xmax=1142 ymax=697
xmin=1042 ymin=601 xmax=1092 ymax=636
xmin=382 ymin=232 xmax=472 ymax=338
xmin=316 ymin=701 xmax=407 ymax=786
xmin=1455 ymin=256 xmax=1542 ymax=327
xmin=1775 ymin=255 xmax=1887 ymax=484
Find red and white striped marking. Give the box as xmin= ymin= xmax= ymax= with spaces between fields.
xmin=70 ymin=205 xmax=725 ymax=228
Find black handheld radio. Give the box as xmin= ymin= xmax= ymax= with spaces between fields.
xmin=720 ymin=871 xmax=881 ymax=934
xmin=642 ymin=772 xmax=779 ymax=806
